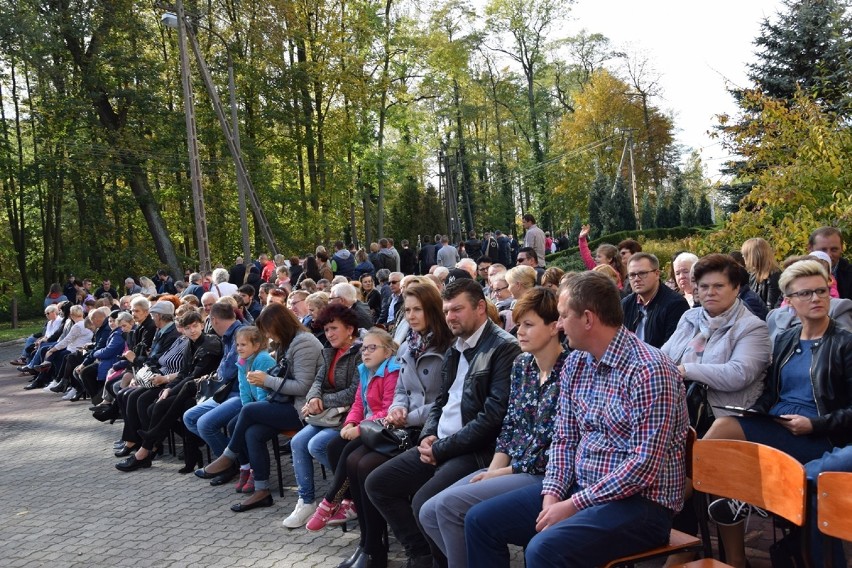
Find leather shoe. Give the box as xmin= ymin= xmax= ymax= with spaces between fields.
xmin=114 ymin=444 xmax=136 ymax=458
xmin=337 ymin=547 xmax=363 ymax=568
xmin=230 ymin=494 xmax=273 ymax=512
xmin=210 ymin=464 xmax=239 ymax=486
xmin=115 ymin=453 xmax=153 ymax=472
xmin=353 ymin=553 xmax=387 ymax=568
xmin=23 ymin=381 xmax=40 ymax=390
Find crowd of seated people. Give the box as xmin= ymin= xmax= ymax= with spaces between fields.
xmin=11 ymin=224 xmax=852 ymax=568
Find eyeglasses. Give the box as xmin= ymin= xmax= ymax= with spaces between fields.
xmin=492 ymin=286 xmax=509 ymax=293
xmin=361 ymin=344 xmax=384 ymax=354
xmin=627 ymin=269 xmax=658 ymax=281
xmin=787 ymin=287 xmax=830 ymax=300
xmin=516 ymin=256 xmax=527 ymax=262
xmin=389 ymin=280 xmax=401 ymax=285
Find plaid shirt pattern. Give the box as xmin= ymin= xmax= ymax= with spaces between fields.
xmin=542 ymin=327 xmax=689 ymax=512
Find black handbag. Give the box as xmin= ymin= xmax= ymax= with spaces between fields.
xmin=685 ymin=380 xmax=714 ymax=437
xmin=359 ymin=419 xmax=419 ymax=457
xmin=266 ymin=358 xmax=295 ymax=404
xmin=195 ymin=372 xmax=234 ymax=404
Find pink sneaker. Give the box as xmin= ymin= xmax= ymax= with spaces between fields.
xmin=235 ymin=469 xmax=251 ymax=493
xmin=305 ymin=499 xmax=338 ymax=531
xmin=242 ymin=470 xmax=255 ymax=493
xmin=327 ymin=499 xmax=357 ymax=526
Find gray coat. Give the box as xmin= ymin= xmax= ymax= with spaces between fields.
xmin=305 ymin=341 xmax=362 ymax=410
xmin=766 ymin=298 xmax=852 ymax=343
xmin=390 ymin=342 xmax=445 ymax=427
xmin=661 ymin=300 xmax=772 ymax=415
xmin=262 ymin=331 xmax=324 ymax=417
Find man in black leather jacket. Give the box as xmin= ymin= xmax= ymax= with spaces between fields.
xmin=366 ymin=279 xmax=521 ymax=568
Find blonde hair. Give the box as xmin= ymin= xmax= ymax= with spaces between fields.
xmin=505 ymin=265 xmax=537 ymax=289
xmin=592 ymin=264 xmax=621 ymax=286
xmin=742 ymin=238 xmax=779 ymax=282
xmin=363 ymin=327 xmax=399 ymax=355
xmin=235 ymin=326 xmax=266 ymax=350
xmin=779 ymin=260 xmax=829 ymax=295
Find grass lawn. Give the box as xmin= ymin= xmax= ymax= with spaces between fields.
xmin=0 ymin=319 xmax=42 ymax=343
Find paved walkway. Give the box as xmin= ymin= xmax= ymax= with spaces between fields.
xmin=0 ymin=338 xmax=798 ymax=567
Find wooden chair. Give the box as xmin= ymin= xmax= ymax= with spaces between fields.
xmin=817 ymin=471 xmax=852 ymax=568
xmin=603 ymin=428 xmax=702 ymax=568
xmin=681 ymin=439 xmax=807 ymax=567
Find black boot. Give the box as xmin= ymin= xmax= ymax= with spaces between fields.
xmin=178 ymin=445 xmax=204 ymax=474
xmin=337 ymin=546 xmax=363 ymax=568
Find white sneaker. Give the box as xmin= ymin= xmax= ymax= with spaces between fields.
xmin=62 ymin=388 xmax=78 ymax=401
xmin=43 ymin=380 xmax=60 ymax=392
xmin=282 ymin=498 xmax=317 ymax=529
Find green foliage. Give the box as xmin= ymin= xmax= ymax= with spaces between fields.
xmin=702 ymin=91 xmax=852 ymax=259
xmin=545 ymin=225 xmax=713 ymax=264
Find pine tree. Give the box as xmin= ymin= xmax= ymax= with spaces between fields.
xmin=641 ymin=191 xmax=655 ymax=229
xmin=697 ymin=193 xmax=713 ymax=225
xmin=609 ymin=177 xmax=636 ymax=233
xmin=748 ymin=0 xmax=852 ymax=116
xmin=681 ymin=190 xmax=698 ymax=227
xmin=655 ymin=188 xmax=669 ymax=229
xmin=587 ymin=172 xmax=609 ymax=238
xmin=668 ymin=170 xmax=687 ymax=227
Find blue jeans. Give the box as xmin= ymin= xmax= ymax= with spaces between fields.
xmin=420 ymin=470 xmax=542 ymax=566
xmin=183 ymin=394 xmax=241 ymax=457
xmin=804 ymin=446 xmax=851 ymax=568
xmin=226 ymin=401 xmax=302 ymax=485
xmin=29 ymin=342 xmax=56 ymax=367
xmin=290 ymin=424 xmax=339 ymax=503
xmin=465 ymin=481 xmax=673 ymax=568
xmin=21 ymin=335 xmax=37 ymax=359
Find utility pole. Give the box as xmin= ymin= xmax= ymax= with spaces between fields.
xmin=183 ymin=23 xmax=278 ymax=256
xmin=176 ymin=0 xmax=211 ymax=273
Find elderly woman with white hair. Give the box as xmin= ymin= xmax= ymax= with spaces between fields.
xmin=209 ymin=267 xmax=239 ymax=299
xmin=672 ymin=252 xmax=700 ymax=307
xmin=329 ymin=282 xmax=374 ymax=330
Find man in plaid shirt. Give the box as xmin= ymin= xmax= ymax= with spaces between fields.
xmin=465 ymin=271 xmax=689 ymax=567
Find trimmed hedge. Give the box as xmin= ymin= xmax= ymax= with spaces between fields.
xmin=545 ymin=226 xmax=714 ymax=262
xmin=546 ymin=225 xmax=716 ymax=272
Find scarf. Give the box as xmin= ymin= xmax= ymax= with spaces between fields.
xmin=683 ymin=299 xmax=742 ymax=364
xmin=407 ymin=329 xmax=434 ymax=361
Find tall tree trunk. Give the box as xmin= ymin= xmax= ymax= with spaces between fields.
xmin=453 ymin=79 xmax=474 ymax=233
xmin=0 ymin=69 xmax=31 ymax=297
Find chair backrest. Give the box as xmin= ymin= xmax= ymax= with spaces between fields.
xmin=692 ymin=439 xmax=806 ymax=526
xmin=817 ymin=472 xmax=852 ymax=540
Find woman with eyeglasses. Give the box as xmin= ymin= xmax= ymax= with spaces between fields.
xmin=332 ymin=283 xmax=452 ymax=568
xmin=303 ymin=328 xmax=400 ymax=532
xmin=703 ymin=259 xmax=852 ymax=568
xmin=672 ymin=252 xmax=700 ymax=307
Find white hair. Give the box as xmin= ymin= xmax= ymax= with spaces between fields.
xmin=457 ymin=258 xmax=477 ymax=279
xmin=130 ymin=296 xmax=150 ymax=311
xmin=331 ymin=283 xmax=358 ymax=305
xmin=433 ymin=266 xmax=449 ymax=281
xmin=212 ymin=268 xmax=229 ymax=284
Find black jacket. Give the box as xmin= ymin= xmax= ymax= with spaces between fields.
xmin=134 ymin=323 xmax=181 ymax=371
xmin=752 ymin=320 xmax=852 ymax=447
xmin=167 ymin=333 xmax=223 ymax=391
xmin=836 ymin=257 xmax=852 ymax=301
xmin=621 ymin=283 xmax=689 ymax=349
xmin=379 ymin=294 xmax=404 ymax=327
xmin=422 ymin=320 xmax=521 ymax=466
xmin=400 ymin=247 xmax=417 ymax=275
xmin=129 ymin=315 xmax=157 ymax=357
